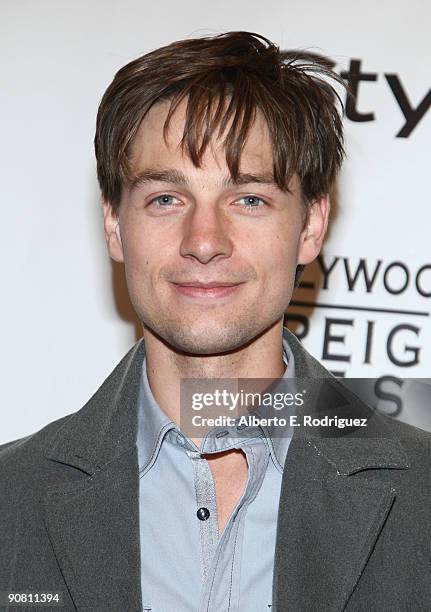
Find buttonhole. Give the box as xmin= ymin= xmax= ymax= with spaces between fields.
xmin=215 ymin=430 xmax=229 ymax=438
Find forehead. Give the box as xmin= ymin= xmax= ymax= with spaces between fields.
xmin=128 ymin=97 xmax=274 ymax=175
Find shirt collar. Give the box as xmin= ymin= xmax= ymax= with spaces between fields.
xmin=266 ymin=329 xmax=296 ymax=472
xmin=136 ymin=357 xmax=175 ymax=474
xmin=137 ymin=327 xmax=296 ymax=474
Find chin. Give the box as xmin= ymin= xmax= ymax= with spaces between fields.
xmin=165 ymin=329 xmax=240 ymax=355
xmin=155 ymin=317 xmax=272 ymax=356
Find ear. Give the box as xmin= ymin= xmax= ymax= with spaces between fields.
xmin=297 ymin=195 xmax=330 ymax=265
xmin=102 ymin=200 xmax=124 ymax=263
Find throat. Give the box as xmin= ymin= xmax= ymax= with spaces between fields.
xmin=203 ymin=449 xmax=249 ymax=535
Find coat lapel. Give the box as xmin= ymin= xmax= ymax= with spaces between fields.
xmin=273 ymin=436 xmax=401 ymax=611
xmin=43 ymin=338 xmax=148 ymax=612
xmin=273 ymin=329 xmax=409 ymax=611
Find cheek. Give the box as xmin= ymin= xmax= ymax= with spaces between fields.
xmin=256 ymin=227 xmax=300 ymax=267
xmin=120 ymin=224 xmax=154 ymax=282
xmin=255 ymin=229 xmax=300 ymax=291
xmin=120 ymin=221 xmax=177 ymax=292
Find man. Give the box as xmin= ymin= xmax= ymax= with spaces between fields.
xmin=1 ymin=31 xmax=430 ymax=612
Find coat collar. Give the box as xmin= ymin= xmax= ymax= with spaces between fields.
xmin=45 ymin=338 xmax=147 ymax=474
xmin=284 ymin=329 xmax=409 ymax=474
xmin=45 ymin=326 xmax=409 ymax=477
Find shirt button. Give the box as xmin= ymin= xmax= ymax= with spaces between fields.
xmin=196 ymin=507 xmax=210 ymax=521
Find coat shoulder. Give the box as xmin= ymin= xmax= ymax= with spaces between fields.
xmin=0 ymin=412 xmax=76 ymax=477
xmin=380 ymin=414 xmax=431 ymax=469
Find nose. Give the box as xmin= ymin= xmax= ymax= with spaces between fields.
xmin=179 ymin=202 xmax=234 ymax=264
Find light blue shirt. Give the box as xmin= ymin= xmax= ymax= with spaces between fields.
xmin=137 ymin=328 xmax=296 ymax=611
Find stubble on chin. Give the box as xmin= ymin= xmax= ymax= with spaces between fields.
xmin=143 ymin=308 xmax=265 ymax=356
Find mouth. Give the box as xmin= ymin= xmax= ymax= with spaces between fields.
xmin=171 ymin=281 xmax=245 ymax=299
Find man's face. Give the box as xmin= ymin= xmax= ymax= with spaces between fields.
xmin=103 ymin=98 xmax=328 ymax=354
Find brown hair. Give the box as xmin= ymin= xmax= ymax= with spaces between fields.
xmin=95 ymin=31 xmax=347 ymax=281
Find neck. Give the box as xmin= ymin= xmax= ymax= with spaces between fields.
xmin=142 ymin=319 xmax=287 ymax=443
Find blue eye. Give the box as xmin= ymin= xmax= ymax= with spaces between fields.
xmin=151 ymin=194 xmax=177 ymax=206
xmin=148 ymin=194 xmax=266 ymax=211
xmin=238 ymin=196 xmax=266 ymax=208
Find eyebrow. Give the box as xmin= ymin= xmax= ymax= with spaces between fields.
xmin=128 ymin=168 xmax=278 ymax=190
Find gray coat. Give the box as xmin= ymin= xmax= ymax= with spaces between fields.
xmin=1 ymin=329 xmax=430 ymax=611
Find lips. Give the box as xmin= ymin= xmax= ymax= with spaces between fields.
xmin=173 ymin=281 xmax=242 ymax=288
xmin=171 ymin=281 xmax=244 ymax=298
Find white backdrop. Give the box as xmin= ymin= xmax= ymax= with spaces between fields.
xmin=1 ymin=0 xmax=430 ymax=444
